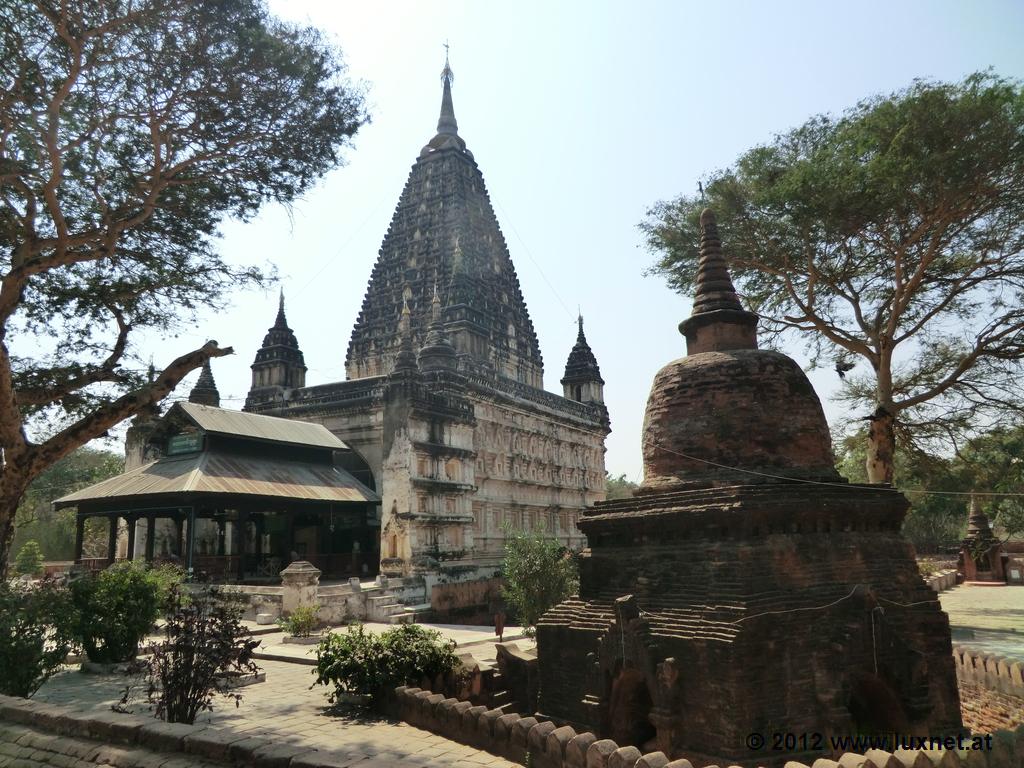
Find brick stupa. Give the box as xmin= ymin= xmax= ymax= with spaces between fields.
xmin=536 ymin=209 xmax=963 ymax=765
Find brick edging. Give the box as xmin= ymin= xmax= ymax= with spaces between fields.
xmin=393 ymin=685 xmax=1024 ymax=768
xmin=0 ymin=694 xmax=323 ymax=767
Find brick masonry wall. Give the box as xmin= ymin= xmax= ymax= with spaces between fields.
xmin=393 ymin=685 xmax=1024 ymax=768
xmin=955 ymin=647 xmax=1024 ymax=733
xmin=0 ymin=694 xmax=354 ymax=768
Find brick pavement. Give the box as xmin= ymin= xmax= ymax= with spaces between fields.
xmin=33 ymin=660 xmax=517 ymax=767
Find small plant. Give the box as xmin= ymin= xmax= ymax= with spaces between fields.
xmin=0 ymin=579 xmax=78 ymax=697
xmin=71 ymin=562 xmax=162 ymax=664
xmin=501 ymin=525 xmax=579 ymax=633
xmin=917 ymin=559 xmax=939 ymax=578
xmin=13 ymin=540 xmax=45 ymax=577
xmin=119 ymin=585 xmax=260 ymax=724
xmin=312 ymin=623 xmax=460 ymax=705
xmin=278 ymin=604 xmax=321 ymax=637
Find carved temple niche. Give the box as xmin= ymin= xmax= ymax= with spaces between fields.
xmin=589 ymin=596 xmax=679 ymax=753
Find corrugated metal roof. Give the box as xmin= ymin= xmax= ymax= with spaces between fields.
xmin=54 ymin=450 xmax=379 ymax=508
xmin=176 ymin=403 xmax=349 ymax=451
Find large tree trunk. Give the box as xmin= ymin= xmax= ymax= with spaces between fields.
xmin=0 ymin=469 xmax=30 ymax=580
xmin=866 ymin=405 xmax=896 ymax=484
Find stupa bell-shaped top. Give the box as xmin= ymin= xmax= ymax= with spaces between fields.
xmin=640 ymin=208 xmax=838 ymax=491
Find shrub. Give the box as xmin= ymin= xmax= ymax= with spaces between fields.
xmin=14 ymin=540 xmax=45 ymax=577
xmin=0 ymin=579 xmax=78 ymax=697
xmin=119 ymin=585 xmax=260 ymax=724
xmin=148 ymin=563 xmax=186 ymax=610
xmin=71 ymin=562 xmax=162 ymax=664
xmin=278 ymin=604 xmax=321 ymax=637
xmin=501 ymin=526 xmax=579 ymax=632
xmin=312 ymin=623 xmax=459 ymax=704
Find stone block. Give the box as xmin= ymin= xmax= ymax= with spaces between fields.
xmin=183 ymin=729 xmax=248 ymax=762
xmin=568 ymin=734 xmax=599 ymax=768
xmin=255 ymin=613 xmax=275 ymax=625
xmin=494 ymin=713 xmax=520 ymax=744
xmin=894 ymin=751 xmax=936 ymax=768
xmin=609 ymin=745 xmax=643 ymax=768
xmin=587 ymin=739 xmax=621 ymax=768
xmin=80 ymin=711 xmax=148 ymax=746
xmin=291 ymin=751 xmax=364 ymax=768
xmin=136 ymin=720 xmax=205 ymax=753
xmin=865 ymin=750 xmax=904 ymax=768
xmin=512 ymin=716 xmax=539 ymax=748
xmin=636 ymin=752 xmax=670 ymax=768
xmin=252 ymin=742 xmax=315 ymax=768
xmin=547 ymin=725 xmax=578 ymax=764
xmin=812 ymin=760 xmax=841 ymax=768
xmin=528 ymin=720 xmax=557 ymax=753
xmin=784 ymin=763 xmax=812 ymax=768
xmin=838 ymin=753 xmax=870 ymax=768
xmin=461 ymin=705 xmax=487 ymax=746
xmin=664 ymin=760 xmax=695 ymax=768
xmin=477 ymin=708 xmax=504 ymax=740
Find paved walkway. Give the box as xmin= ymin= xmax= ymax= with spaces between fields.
xmin=939 ymin=584 xmax=1024 ymax=658
xmin=34 ymin=659 xmax=518 ymax=768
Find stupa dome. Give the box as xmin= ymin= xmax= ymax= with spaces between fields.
xmin=640 ymin=209 xmax=839 ymax=492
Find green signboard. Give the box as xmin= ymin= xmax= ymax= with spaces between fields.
xmin=167 ymin=433 xmax=203 ymax=455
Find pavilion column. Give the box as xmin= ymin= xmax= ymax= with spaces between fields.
xmin=174 ymin=517 xmax=184 ymax=558
xmin=236 ymin=510 xmax=248 ymax=582
xmin=145 ymin=516 xmax=156 ymax=563
xmin=185 ymin=508 xmax=197 ymax=577
xmin=74 ymin=515 xmax=86 ymax=564
xmin=106 ymin=515 xmax=119 ymax=565
xmin=217 ymin=518 xmax=226 ymax=556
xmin=126 ymin=517 xmax=137 ymax=561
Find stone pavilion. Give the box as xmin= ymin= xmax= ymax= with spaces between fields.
xmin=536 ymin=209 xmax=963 ymax=765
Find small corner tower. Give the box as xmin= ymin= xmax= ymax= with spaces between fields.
xmin=188 ymin=356 xmax=221 ymax=407
xmin=561 ymin=314 xmax=604 ymax=404
xmin=245 ymin=291 xmax=307 ymax=409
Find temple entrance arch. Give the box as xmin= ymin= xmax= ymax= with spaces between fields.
xmin=606 ymin=661 xmax=657 ymax=749
xmin=847 ymin=673 xmax=910 ymax=734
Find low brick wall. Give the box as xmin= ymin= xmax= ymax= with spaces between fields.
xmin=955 ymin=646 xmax=1024 ymax=732
xmin=927 ymin=569 xmax=958 ymax=592
xmin=0 ymin=694 xmax=345 ymax=768
xmin=393 ymin=685 xmax=1024 ymax=768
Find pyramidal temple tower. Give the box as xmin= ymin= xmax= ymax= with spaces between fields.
xmin=245 ymin=57 xmax=610 ymax=608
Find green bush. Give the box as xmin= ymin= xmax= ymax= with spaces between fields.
xmin=71 ymin=562 xmax=162 ymax=664
xmin=0 ymin=579 xmax=78 ymax=697
xmin=14 ymin=540 xmax=45 ymax=576
xmin=312 ymin=623 xmax=459 ymax=704
xmin=119 ymin=585 xmax=260 ymax=724
xmin=278 ymin=604 xmax=320 ymax=637
xmin=501 ymin=526 xmax=579 ymax=632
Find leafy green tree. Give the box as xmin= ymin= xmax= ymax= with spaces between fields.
xmin=13 ymin=539 xmax=43 ymax=575
xmin=0 ymin=579 xmax=78 ymax=697
xmin=952 ymin=423 xmax=1024 ymax=541
xmin=605 ymin=472 xmax=638 ymax=500
xmin=0 ymin=0 xmax=367 ymax=576
xmin=835 ymin=432 xmax=965 ymax=553
xmin=501 ymin=526 xmax=579 ymax=632
xmin=11 ymin=447 xmax=122 ymax=561
xmin=644 ymin=72 xmax=1024 ymax=485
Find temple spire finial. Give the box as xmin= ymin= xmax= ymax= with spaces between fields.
xmin=436 ymin=44 xmax=458 ymax=137
xmin=275 ymin=288 xmax=288 ymax=328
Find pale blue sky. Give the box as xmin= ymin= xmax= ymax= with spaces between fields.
xmin=151 ymin=0 xmax=1024 ymax=481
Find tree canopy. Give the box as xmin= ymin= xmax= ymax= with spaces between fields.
xmin=643 ymin=72 xmax=1024 ymax=485
xmin=0 ymin=0 xmax=367 ymax=573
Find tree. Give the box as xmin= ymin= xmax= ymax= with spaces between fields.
xmin=0 ymin=0 xmax=367 ymax=574
xmin=643 ymin=73 xmax=1024 ymax=485
xmin=605 ymin=472 xmax=638 ymax=500
xmin=11 ymin=446 xmax=122 ymax=560
xmin=13 ymin=538 xmax=43 ymax=575
xmin=501 ymin=526 xmax=579 ymax=632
